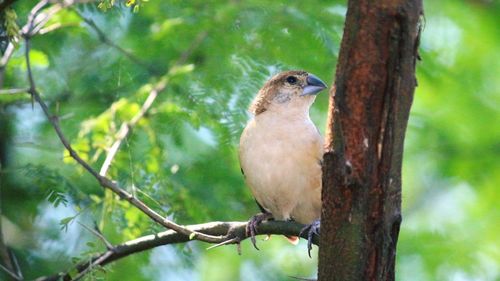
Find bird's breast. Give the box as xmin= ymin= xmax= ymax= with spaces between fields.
xmin=240 ymin=114 xmax=321 ymax=165
xmin=239 ymin=112 xmax=323 ymax=223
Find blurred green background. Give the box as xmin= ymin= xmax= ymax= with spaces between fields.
xmin=0 ymin=0 xmax=498 ymax=280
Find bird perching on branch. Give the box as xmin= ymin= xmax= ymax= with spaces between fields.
xmin=239 ymin=70 xmax=327 ymax=256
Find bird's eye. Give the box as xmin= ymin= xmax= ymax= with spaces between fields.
xmin=286 ymin=76 xmax=297 ymax=84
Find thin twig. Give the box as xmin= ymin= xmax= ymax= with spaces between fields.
xmin=99 ymin=79 xmax=166 ymax=176
xmin=10 ymin=250 xmax=22 ymax=280
xmin=0 ymin=43 xmax=14 ymax=69
xmin=0 ymin=263 xmax=21 ymax=281
xmin=27 ymin=0 xmax=78 ymax=36
xmin=72 ymin=8 xmax=154 ymax=73
xmin=0 ymin=0 xmax=48 ymax=73
xmin=205 ymin=237 xmax=240 ymax=250
xmin=77 ymin=222 xmax=114 ymax=250
xmin=0 ymin=88 xmax=29 ymax=95
xmin=173 ymin=31 xmax=208 ymax=66
xmin=288 ymin=276 xmax=316 ymax=281
xmin=21 ymin=0 xmax=49 ymax=36
xmin=72 ymin=250 xmax=113 ymax=281
xmin=22 ymin=0 xmax=94 ymax=37
xmin=0 ymin=0 xmax=88 ymax=86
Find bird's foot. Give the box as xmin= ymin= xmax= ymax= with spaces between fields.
xmin=246 ymin=212 xmax=273 ymax=250
xmin=300 ymin=219 xmax=320 ymax=258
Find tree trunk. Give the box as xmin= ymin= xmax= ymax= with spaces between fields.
xmin=318 ymin=1 xmax=422 ymax=280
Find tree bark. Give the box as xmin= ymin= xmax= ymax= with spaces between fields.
xmin=318 ymin=1 xmax=422 ymax=280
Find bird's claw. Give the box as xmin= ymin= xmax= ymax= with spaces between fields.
xmin=246 ymin=212 xmax=273 ymax=250
xmin=300 ymin=219 xmax=320 ymax=258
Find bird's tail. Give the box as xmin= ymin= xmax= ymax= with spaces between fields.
xmin=263 ymin=235 xmax=299 ymax=245
xmin=285 ymin=235 xmax=299 ymax=245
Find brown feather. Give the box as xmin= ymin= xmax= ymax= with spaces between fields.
xmin=249 ymin=70 xmax=308 ymax=115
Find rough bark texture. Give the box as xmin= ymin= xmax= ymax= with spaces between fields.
xmin=318 ymin=1 xmax=422 ymax=280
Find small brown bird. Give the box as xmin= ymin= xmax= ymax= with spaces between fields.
xmin=239 ymin=70 xmax=326 ymax=254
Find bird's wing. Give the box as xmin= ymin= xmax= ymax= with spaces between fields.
xmin=255 ymin=199 xmax=269 ymax=214
xmin=241 ymin=166 xmax=271 ymax=214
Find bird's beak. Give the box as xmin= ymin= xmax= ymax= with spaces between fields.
xmin=301 ymin=74 xmax=328 ymax=96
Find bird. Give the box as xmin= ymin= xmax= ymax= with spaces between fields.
xmin=239 ymin=70 xmax=327 ymax=256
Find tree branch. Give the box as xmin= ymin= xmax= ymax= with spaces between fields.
xmin=35 ymin=220 xmax=317 ymax=281
xmin=25 ymin=1 xmax=71 ymax=36
xmin=0 ymin=0 xmax=88 ymax=87
xmin=0 ymin=0 xmax=47 ymax=87
xmin=98 ymin=77 xmax=166 ymax=176
xmin=0 ymin=88 xmax=29 ymax=95
xmin=23 ymin=14 xmax=225 ymax=246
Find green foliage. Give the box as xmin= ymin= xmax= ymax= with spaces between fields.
xmin=22 ymin=164 xmax=73 ymax=207
xmin=98 ymin=0 xmax=147 ymax=13
xmin=3 ymin=8 xmax=21 ymax=48
xmin=0 ymin=0 xmax=498 ymax=280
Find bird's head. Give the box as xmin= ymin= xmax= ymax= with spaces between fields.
xmin=249 ymin=70 xmax=327 ymax=115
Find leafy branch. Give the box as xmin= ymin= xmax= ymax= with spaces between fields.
xmin=0 ymin=0 xmax=88 ymax=87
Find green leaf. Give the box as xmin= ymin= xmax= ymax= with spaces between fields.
xmin=60 ymin=216 xmax=76 ymax=232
